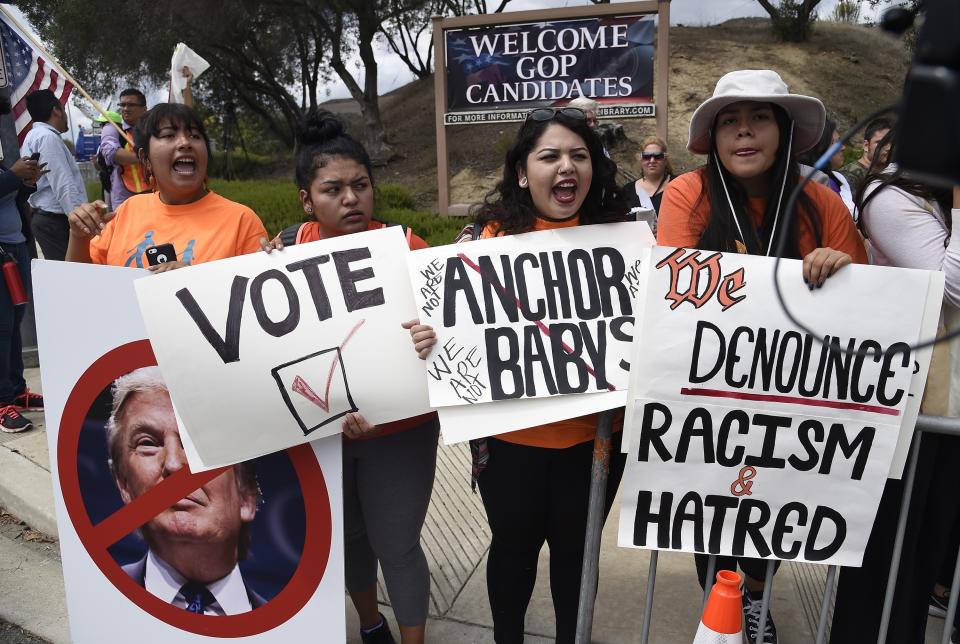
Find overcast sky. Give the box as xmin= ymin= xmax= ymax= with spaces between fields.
xmin=7 ymin=0 xmax=890 ymax=136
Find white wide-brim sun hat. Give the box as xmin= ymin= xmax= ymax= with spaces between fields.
xmin=687 ymin=69 xmax=826 ymax=155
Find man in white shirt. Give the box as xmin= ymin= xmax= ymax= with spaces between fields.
xmin=106 ymin=367 xmax=265 ymax=615
xmin=20 ymin=90 xmax=86 ymax=261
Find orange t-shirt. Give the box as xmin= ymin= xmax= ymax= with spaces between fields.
xmin=89 ymin=191 xmax=267 ymax=267
xmin=657 ymin=170 xmax=868 ymax=263
xmin=297 ymin=217 xmax=435 ymax=440
xmin=479 ymin=215 xmax=624 ymax=449
xmin=296 ymin=219 xmax=429 ymax=250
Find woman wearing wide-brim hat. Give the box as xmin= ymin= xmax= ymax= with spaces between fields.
xmin=657 ymin=69 xmax=868 ymax=644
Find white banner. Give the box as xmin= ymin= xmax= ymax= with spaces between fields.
xmin=618 ymin=248 xmax=942 ymax=566
xmin=33 ymin=260 xmax=345 ymax=642
xmin=407 ymin=222 xmax=654 ymax=442
xmin=135 ymin=227 xmax=430 ymax=469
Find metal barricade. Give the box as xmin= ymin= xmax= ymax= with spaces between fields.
xmin=575 ymin=414 xmax=960 ymax=644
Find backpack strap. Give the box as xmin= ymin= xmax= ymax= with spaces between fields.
xmin=279 ymin=222 xmax=304 ymax=247
xmin=373 ymin=219 xmax=415 ymax=248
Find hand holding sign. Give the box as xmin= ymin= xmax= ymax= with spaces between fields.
xmin=136 ymin=226 xmax=430 ymax=469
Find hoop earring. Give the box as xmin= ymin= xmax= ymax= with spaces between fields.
xmin=518 ymin=176 xmax=528 ymax=188
xmin=305 ymin=206 xmax=313 ymax=214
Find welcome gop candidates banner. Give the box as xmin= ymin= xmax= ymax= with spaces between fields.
xmin=407 ymin=221 xmax=654 ymax=443
xmin=618 ymin=248 xmax=944 ymax=567
xmin=33 ymin=261 xmax=345 ymax=642
xmin=444 ymin=13 xmax=656 ymax=124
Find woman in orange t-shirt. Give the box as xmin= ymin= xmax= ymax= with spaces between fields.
xmin=262 ymin=109 xmax=438 ymax=644
xmin=407 ymin=107 xmax=627 ymax=643
xmin=657 ymin=69 xmax=867 ymax=643
xmin=65 ymin=103 xmax=266 ymax=269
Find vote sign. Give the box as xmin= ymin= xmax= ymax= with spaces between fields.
xmin=135 ymin=226 xmax=431 ymax=469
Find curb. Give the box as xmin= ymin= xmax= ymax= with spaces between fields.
xmin=0 ymin=445 xmax=57 ymax=538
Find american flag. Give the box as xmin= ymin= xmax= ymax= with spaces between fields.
xmin=0 ymin=15 xmax=73 ymax=145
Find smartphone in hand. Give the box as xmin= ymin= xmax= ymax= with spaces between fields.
xmin=146 ymin=243 xmax=177 ymax=266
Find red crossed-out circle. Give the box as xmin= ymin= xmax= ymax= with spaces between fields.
xmin=58 ymin=340 xmax=332 ymax=637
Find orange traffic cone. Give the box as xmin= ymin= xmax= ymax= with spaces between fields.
xmin=693 ymin=570 xmax=744 ymax=643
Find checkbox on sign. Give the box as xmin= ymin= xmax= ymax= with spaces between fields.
xmin=272 ymin=348 xmax=358 ymax=436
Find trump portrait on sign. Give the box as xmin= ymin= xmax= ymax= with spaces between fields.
xmin=105 ymin=367 xmax=265 ymax=615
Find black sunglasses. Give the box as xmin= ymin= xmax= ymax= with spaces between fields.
xmin=641 ymin=152 xmax=666 ymax=161
xmin=526 ymin=107 xmax=587 ymax=122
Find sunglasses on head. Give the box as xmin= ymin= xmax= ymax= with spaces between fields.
xmin=526 ymin=107 xmax=587 ymax=122
xmin=641 ymin=152 xmax=666 ymax=161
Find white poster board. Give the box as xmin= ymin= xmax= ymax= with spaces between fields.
xmin=135 ymin=227 xmax=430 ymax=469
xmin=618 ymin=248 xmax=941 ymax=567
xmin=408 ymin=222 xmax=654 ymax=443
xmin=33 ymin=260 xmax=345 ymax=642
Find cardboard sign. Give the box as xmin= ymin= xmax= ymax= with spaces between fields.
xmin=135 ymin=227 xmax=430 ymax=469
xmin=407 ymin=222 xmax=653 ymax=441
xmin=33 ymin=260 xmax=345 ymax=642
xmin=443 ymin=14 xmax=656 ymax=124
xmin=618 ymin=248 xmax=942 ymax=566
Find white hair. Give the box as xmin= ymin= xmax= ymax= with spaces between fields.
xmin=105 ymin=367 xmax=167 ymax=476
xmin=567 ymin=96 xmax=599 ymax=113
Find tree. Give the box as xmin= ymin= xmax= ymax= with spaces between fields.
xmin=17 ymin=0 xmax=329 ymax=148
xmin=378 ymin=0 xmax=514 ymax=80
xmin=755 ymin=0 xmax=824 ymax=41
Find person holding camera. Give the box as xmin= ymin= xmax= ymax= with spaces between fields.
xmin=64 ymin=103 xmax=266 ymax=270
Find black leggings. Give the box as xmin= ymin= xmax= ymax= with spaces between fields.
xmin=476 ymin=434 xmax=626 ymax=644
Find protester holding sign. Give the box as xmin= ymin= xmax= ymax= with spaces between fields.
xmin=262 ymin=109 xmax=439 ymax=644
xmin=407 ymin=106 xmax=627 ymax=644
xmin=656 ymin=69 xmax=868 ymax=643
xmin=63 ymin=103 xmax=267 ymax=269
xmin=830 ymin=135 xmax=960 ymax=644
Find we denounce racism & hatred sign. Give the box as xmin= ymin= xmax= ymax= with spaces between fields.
xmin=618 ymin=248 xmax=943 ymax=566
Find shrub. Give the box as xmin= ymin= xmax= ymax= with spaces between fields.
xmin=207 ymin=151 xmax=279 ymax=180
xmin=375 ymin=183 xmax=416 ymax=210
xmin=207 ymin=178 xmax=465 ymax=247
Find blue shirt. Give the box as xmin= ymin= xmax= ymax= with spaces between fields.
xmin=21 ymin=122 xmax=86 ymax=216
xmin=98 ymin=121 xmax=137 ymax=207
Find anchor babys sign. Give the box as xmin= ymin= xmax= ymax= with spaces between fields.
xmin=407 ymin=222 xmax=654 ymax=443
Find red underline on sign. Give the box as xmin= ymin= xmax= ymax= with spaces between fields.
xmin=457 ymin=252 xmax=617 ymax=392
xmin=679 ymin=387 xmax=901 ymax=416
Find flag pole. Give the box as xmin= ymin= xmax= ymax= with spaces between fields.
xmin=0 ymin=6 xmax=135 ymax=147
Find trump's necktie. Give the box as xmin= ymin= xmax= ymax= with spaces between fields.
xmin=179 ymin=582 xmax=215 ymax=614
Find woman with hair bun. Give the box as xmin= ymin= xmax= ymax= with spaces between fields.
xmin=263 ymin=109 xmax=438 ymax=644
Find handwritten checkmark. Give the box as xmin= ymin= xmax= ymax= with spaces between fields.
xmin=292 ymin=375 xmax=330 ymax=411
xmin=290 ymin=319 xmax=366 ymax=413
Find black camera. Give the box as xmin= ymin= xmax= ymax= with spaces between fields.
xmin=892 ymin=0 xmax=960 ymax=186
